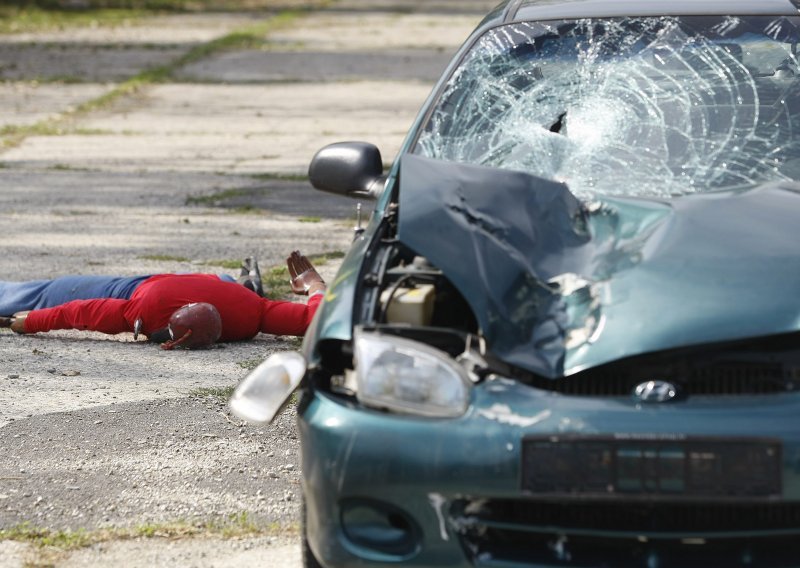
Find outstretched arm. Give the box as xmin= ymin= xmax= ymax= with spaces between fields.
xmin=259 ymin=293 xmax=324 ymax=337
xmin=15 ymin=299 xmax=130 ymax=335
xmin=256 ymin=252 xmax=327 ymax=337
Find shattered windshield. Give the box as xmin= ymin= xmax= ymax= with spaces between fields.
xmin=415 ymin=16 xmax=800 ymax=198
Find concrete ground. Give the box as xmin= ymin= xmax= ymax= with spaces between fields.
xmin=0 ymin=1 xmax=495 ymax=566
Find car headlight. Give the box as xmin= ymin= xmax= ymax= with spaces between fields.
xmin=354 ymin=329 xmax=471 ymax=418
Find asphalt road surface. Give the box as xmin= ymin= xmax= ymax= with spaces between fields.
xmin=0 ymin=1 xmax=496 ymax=566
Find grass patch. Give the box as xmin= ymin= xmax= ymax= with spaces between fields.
xmin=0 ymin=1 xmax=327 ymax=35
xmin=263 ymin=264 xmax=291 ymax=299
xmin=0 ymin=9 xmax=305 ymax=148
xmin=0 ymin=6 xmax=148 ymax=34
xmin=202 ymin=258 xmax=241 ymax=270
xmin=287 ymin=336 xmax=303 ymax=350
xmin=202 ymin=511 xmax=276 ymax=539
xmin=175 ymin=24 xmax=273 ymax=68
xmin=0 ymin=513 xmax=290 ymax=555
xmin=1 ymin=0 xmax=324 ymax=10
xmin=1 ymin=123 xmax=93 ymax=147
xmin=186 ymin=187 xmax=270 ymax=213
xmin=186 ymin=187 xmax=253 ymax=206
xmin=189 ymin=385 xmax=235 ymax=399
xmin=308 ymin=250 xmax=345 ymax=264
xmin=38 ymin=74 xmax=89 ymax=84
xmin=0 ymin=523 xmax=92 ymax=550
xmin=52 ymin=209 xmax=98 ymax=216
xmin=50 ymin=163 xmax=93 ymax=171
xmin=138 ymin=254 xmax=190 ymax=262
xmin=187 ymin=188 xmax=269 ymax=214
xmin=237 ymin=358 xmax=262 ymax=371
xmin=230 ymin=205 xmax=262 ymax=215
xmin=251 ymin=172 xmax=308 ymax=182
xmin=144 ymin=13 xmax=303 ymax=78
xmin=298 ymin=216 xmax=320 ymax=223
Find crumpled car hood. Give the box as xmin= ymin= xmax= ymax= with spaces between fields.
xmin=397 ymin=154 xmax=800 ymax=378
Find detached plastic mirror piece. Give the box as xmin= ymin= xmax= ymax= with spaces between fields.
xmin=229 ymin=351 xmax=307 ymax=424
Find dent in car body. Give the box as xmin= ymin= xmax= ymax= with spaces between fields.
xmin=398 ymin=154 xmax=800 ymax=378
xmin=296 ymin=4 xmax=800 ymax=568
xmin=300 ymin=374 xmax=800 ymax=566
xmin=427 ymin=493 xmax=450 ymax=541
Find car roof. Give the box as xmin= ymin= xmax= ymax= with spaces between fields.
xmin=495 ymin=0 xmax=799 ymax=23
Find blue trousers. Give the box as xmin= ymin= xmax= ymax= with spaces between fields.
xmin=0 ymin=274 xmax=236 ymax=316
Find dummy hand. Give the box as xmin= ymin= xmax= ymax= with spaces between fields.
xmin=287 ymin=250 xmax=326 ymax=296
xmin=9 ymin=312 xmax=30 ymax=334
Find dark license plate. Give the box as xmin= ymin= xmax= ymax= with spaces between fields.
xmin=521 ymin=435 xmax=782 ymax=499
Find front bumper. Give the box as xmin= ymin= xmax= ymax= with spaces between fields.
xmin=298 ymin=377 xmax=800 ymax=567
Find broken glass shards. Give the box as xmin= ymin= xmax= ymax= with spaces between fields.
xmin=416 ymin=16 xmax=800 ymax=199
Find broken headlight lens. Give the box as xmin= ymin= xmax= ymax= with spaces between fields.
xmin=354 ymin=329 xmax=471 ymax=417
xmin=229 ymin=351 xmax=306 ymax=424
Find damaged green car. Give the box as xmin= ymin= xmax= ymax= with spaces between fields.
xmin=232 ymin=0 xmax=800 ymax=566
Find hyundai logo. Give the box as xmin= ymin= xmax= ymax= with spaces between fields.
xmin=633 ymin=380 xmax=679 ymax=403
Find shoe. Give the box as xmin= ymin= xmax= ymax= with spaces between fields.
xmin=249 ymin=257 xmax=264 ymax=297
xmin=238 ymin=256 xmax=264 ymax=297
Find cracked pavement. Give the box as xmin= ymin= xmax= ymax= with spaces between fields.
xmin=0 ymin=1 xmax=495 ymax=566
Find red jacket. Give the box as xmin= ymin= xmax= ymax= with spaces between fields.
xmin=25 ymin=274 xmax=322 ymax=340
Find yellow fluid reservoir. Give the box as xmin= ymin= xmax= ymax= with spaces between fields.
xmin=380 ymin=284 xmax=436 ymax=326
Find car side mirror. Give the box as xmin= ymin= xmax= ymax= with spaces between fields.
xmin=308 ymin=142 xmax=386 ymax=199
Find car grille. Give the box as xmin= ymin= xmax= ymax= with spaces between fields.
xmin=451 ymin=498 xmax=800 ymax=567
xmin=525 ymin=333 xmax=800 ymax=396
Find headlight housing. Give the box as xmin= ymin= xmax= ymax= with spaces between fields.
xmin=354 ymin=329 xmax=471 ymax=418
xmin=229 ymin=351 xmax=306 ymax=424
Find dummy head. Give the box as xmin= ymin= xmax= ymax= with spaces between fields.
xmin=160 ymin=302 xmax=222 ymax=350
